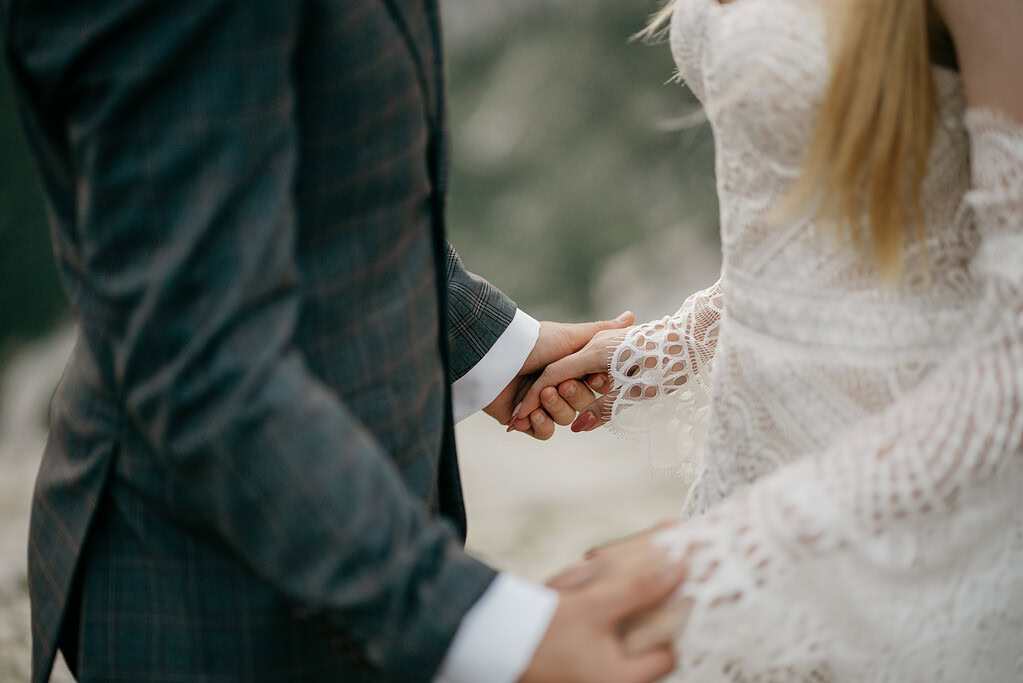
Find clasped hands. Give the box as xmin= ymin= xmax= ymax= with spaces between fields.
xmin=483 ymin=312 xmax=636 ymax=440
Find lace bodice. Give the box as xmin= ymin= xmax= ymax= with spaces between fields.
xmin=607 ymin=0 xmax=1023 ymax=680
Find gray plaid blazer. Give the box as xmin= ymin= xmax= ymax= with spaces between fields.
xmin=3 ymin=0 xmax=520 ymax=680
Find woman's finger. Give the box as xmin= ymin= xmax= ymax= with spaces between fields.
xmin=618 ymin=644 xmax=677 ymax=683
xmin=571 ymin=392 xmax=616 ymax=432
xmin=509 ymin=415 xmax=532 ymax=433
xmin=506 ymin=419 xmax=533 ymax=437
xmin=545 ymin=560 xmax=600 ymax=592
xmin=514 ymin=347 xmax=604 ymax=421
xmin=623 ymin=598 xmax=694 ymax=657
xmin=585 ymin=519 xmax=681 ymax=560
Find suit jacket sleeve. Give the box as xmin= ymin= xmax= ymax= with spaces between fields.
xmin=445 ymin=243 xmax=519 ymax=382
xmin=11 ymin=0 xmax=495 ymax=677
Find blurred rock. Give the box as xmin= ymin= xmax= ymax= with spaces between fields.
xmin=0 ymin=328 xmax=75 ymax=448
xmin=0 ymin=329 xmax=75 ymax=682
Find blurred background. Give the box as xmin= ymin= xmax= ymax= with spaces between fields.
xmin=0 ymin=1 xmax=719 ymax=679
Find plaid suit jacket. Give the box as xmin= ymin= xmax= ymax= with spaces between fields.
xmin=3 ymin=0 xmax=521 ymax=680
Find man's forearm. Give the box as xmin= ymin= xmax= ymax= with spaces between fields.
xmin=452 ymin=309 xmax=540 ymax=421
xmin=446 ymin=243 xmax=519 ymax=382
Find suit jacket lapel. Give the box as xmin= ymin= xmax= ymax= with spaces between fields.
xmin=378 ymin=0 xmax=440 ymax=124
xmin=422 ymin=0 xmax=449 ymax=199
xmin=379 ymin=0 xmax=451 ymax=206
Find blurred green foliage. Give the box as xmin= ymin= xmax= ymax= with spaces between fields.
xmin=0 ymin=60 xmax=68 ymax=354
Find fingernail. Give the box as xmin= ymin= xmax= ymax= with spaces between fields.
xmin=532 ymin=411 xmax=546 ymax=425
xmin=616 ymin=310 xmax=632 ymax=323
xmin=561 ymin=383 xmax=576 ymax=398
xmin=589 ymin=375 xmax=604 ymax=389
xmin=571 ymin=412 xmax=595 ymax=433
xmin=512 ymin=402 xmax=523 ymax=421
xmin=506 ymin=424 xmax=516 ymax=433
xmin=542 ymin=389 xmax=557 ymax=406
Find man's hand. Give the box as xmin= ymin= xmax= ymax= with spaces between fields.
xmin=484 ymin=312 xmax=634 ymax=440
xmin=519 ymin=522 xmax=687 ymax=683
xmin=508 ymin=325 xmax=633 ymax=434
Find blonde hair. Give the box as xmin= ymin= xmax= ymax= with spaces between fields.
xmin=636 ymin=2 xmax=676 ymax=43
xmin=644 ymin=0 xmax=938 ymax=281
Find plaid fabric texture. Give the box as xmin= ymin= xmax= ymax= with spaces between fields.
xmin=5 ymin=0 xmax=518 ymax=680
xmin=446 ymin=245 xmax=517 ymax=381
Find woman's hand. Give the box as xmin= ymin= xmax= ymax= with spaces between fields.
xmin=545 ymin=520 xmax=693 ymax=658
xmin=510 ymin=326 xmax=631 ymax=433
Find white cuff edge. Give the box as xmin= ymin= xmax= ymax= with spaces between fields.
xmin=451 ymin=310 xmax=541 ymax=423
xmin=435 ymin=573 xmax=559 ymax=683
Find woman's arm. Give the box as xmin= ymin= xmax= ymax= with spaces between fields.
xmin=934 ymin=0 xmax=1023 ymax=121
xmin=511 ymin=279 xmax=725 ymax=433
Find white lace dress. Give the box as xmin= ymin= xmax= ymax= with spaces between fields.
xmin=607 ymin=0 xmax=1023 ymax=680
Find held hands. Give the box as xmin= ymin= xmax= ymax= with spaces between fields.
xmin=520 ymin=520 xmax=691 ymax=683
xmin=508 ymin=326 xmax=632 ymax=435
xmin=485 ymin=312 xmax=634 ymax=440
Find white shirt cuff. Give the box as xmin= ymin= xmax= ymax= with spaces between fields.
xmin=451 ymin=309 xmax=540 ymax=423
xmin=435 ymin=573 xmax=559 ymax=683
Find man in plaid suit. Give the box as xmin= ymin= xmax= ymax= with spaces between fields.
xmin=4 ymin=0 xmax=686 ymax=681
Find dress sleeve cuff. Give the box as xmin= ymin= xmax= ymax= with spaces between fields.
xmin=435 ymin=572 xmax=559 ymax=683
xmin=451 ymin=309 xmax=540 ymax=423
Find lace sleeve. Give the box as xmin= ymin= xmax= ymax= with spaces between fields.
xmin=654 ymin=110 xmax=1023 ymax=681
xmin=607 ymin=280 xmax=724 ymax=474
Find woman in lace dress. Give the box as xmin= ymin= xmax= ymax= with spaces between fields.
xmin=513 ymin=0 xmax=1023 ymax=680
